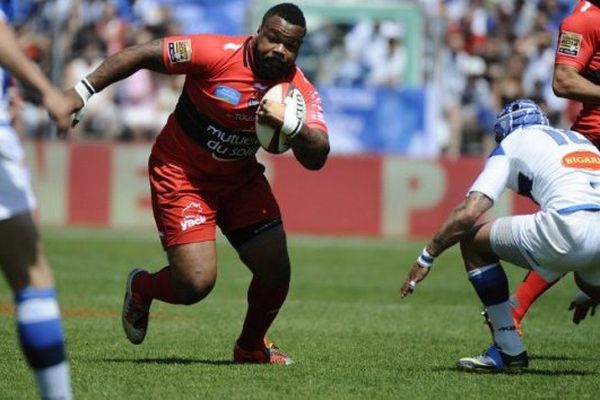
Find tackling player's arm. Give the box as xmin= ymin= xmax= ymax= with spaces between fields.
xmin=400 ymin=191 xmax=494 ymax=297
xmin=427 ymin=191 xmax=494 ymax=257
xmin=65 ymin=39 xmax=166 ymax=118
xmin=553 ymin=64 xmax=600 ymax=103
xmin=0 ymin=19 xmax=72 ymax=132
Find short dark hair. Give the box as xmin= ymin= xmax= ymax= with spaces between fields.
xmin=261 ymin=3 xmax=306 ymax=29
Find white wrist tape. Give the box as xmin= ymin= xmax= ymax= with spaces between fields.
xmin=74 ymin=78 xmax=96 ymax=106
xmin=416 ymin=247 xmax=435 ymax=268
xmin=281 ymin=97 xmax=302 ymax=139
xmin=73 ymin=78 xmax=96 ymax=124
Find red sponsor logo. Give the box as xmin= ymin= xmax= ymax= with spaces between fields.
xmin=561 ymin=151 xmax=600 ymax=170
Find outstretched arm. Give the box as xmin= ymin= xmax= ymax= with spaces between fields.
xmin=426 ymin=191 xmax=494 ymax=257
xmin=400 ymin=191 xmax=494 ymax=297
xmin=66 ymin=39 xmax=167 ymax=124
xmin=85 ymin=39 xmax=166 ymax=92
xmin=0 ymin=21 xmax=54 ymax=95
xmin=0 ymin=20 xmax=72 ymax=132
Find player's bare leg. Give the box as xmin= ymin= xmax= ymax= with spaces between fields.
xmin=165 ymin=241 xmax=218 ymax=303
xmin=0 ymin=215 xmax=52 ymax=291
xmin=456 ymin=222 xmax=528 ymax=371
xmin=122 ymin=241 xmax=217 ymax=344
xmin=0 ymin=213 xmax=72 ymax=399
xmin=232 ymin=223 xmax=293 ymax=365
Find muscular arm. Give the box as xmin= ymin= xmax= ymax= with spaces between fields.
xmin=256 ymin=99 xmax=330 ymax=170
xmin=290 ymin=126 xmax=330 ymax=170
xmin=553 ymin=64 xmax=600 ymax=104
xmin=425 ymin=191 xmax=494 ymax=257
xmin=400 ymin=190 xmax=494 ymax=297
xmin=86 ymin=39 xmax=167 ymax=92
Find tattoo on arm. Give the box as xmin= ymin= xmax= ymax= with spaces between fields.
xmin=467 ymin=191 xmax=494 ymax=215
xmin=88 ymin=39 xmax=166 ymax=92
xmin=428 ymin=191 xmax=493 ymax=257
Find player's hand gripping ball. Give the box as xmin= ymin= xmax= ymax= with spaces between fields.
xmin=255 ymin=83 xmax=306 ymax=154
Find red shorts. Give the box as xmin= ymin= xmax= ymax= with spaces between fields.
xmin=149 ymin=155 xmax=281 ymax=249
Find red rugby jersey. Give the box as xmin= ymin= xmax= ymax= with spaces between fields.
xmin=555 ymin=0 xmax=600 ymax=142
xmin=152 ymin=34 xmax=327 ymax=174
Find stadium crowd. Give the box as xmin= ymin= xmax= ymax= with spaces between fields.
xmin=13 ymin=0 xmax=188 ymax=141
xmin=10 ymin=0 xmax=579 ymax=155
xmin=433 ymin=0 xmax=575 ymax=156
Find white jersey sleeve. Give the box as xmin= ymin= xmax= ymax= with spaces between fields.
xmin=467 ymin=145 xmax=510 ymax=202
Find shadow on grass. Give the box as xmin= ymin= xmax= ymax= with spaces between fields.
xmin=529 ymin=354 xmax=597 ymax=362
xmin=509 ymin=369 xmax=595 ymax=376
xmin=102 ymin=357 xmax=236 ymax=366
xmin=432 ymin=367 xmax=595 ymax=376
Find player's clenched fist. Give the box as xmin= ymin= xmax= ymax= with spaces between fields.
xmin=256 ymin=98 xmax=286 ymax=128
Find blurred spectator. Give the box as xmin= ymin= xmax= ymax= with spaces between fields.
xmin=436 ymin=28 xmax=470 ymax=157
xmin=155 ymin=74 xmax=185 ymax=130
xmin=298 ymin=19 xmax=409 ymax=88
xmin=63 ymin=33 xmax=123 ymax=139
xmin=96 ymin=2 xmax=129 ymax=54
xmin=432 ymin=0 xmax=575 ymax=155
xmin=12 ymin=23 xmax=54 ymax=138
xmin=366 ymin=22 xmax=407 ymax=87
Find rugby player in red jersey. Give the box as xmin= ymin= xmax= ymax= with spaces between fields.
xmin=506 ymin=0 xmax=600 ymax=334
xmin=65 ymin=3 xmax=329 ymax=365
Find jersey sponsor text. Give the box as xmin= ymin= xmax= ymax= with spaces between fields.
xmin=561 ymin=150 xmax=600 ymax=170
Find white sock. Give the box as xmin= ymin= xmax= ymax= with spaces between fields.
xmin=487 ymin=301 xmax=525 ymax=356
xmin=35 ymin=362 xmax=72 ymax=400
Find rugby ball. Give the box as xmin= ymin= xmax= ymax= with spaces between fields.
xmin=255 ymin=83 xmax=306 ymax=154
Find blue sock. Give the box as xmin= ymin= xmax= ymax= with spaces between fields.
xmin=15 ymin=287 xmax=72 ymax=400
xmin=467 ymin=263 xmax=509 ymax=306
xmin=468 ymin=264 xmax=524 ymax=355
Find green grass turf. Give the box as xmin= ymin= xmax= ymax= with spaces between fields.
xmin=0 ymin=228 xmax=598 ymax=399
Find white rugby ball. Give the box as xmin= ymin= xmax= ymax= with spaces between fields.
xmin=256 ymin=82 xmax=306 ymax=154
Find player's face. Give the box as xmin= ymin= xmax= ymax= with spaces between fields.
xmin=254 ymin=15 xmax=305 ymax=80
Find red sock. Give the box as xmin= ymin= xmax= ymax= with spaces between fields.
xmin=511 ymin=271 xmax=559 ymax=321
xmin=133 ymin=266 xmax=181 ymax=304
xmin=237 ymin=277 xmax=289 ymax=351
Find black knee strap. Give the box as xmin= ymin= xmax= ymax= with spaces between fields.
xmin=224 ymin=218 xmax=283 ymax=249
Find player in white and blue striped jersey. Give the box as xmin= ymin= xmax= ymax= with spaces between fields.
xmin=0 ymin=2 xmax=73 ymax=398
xmin=401 ymin=99 xmax=600 ymax=371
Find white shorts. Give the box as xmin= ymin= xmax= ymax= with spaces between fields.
xmin=490 ymin=209 xmax=600 ymax=286
xmin=0 ymin=128 xmax=36 ymax=221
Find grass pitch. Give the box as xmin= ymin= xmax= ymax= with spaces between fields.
xmin=0 ymin=228 xmax=598 ymax=399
